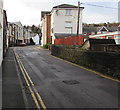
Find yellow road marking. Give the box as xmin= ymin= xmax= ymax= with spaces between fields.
xmin=17 ymin=54 xmax=47 ymax=109
xmin=14 ymin=47 xmax=47 ymax=110
xmin=50 ymin=55 xmax=120 ymax=83
xmin=14 ymin=52 xmax=40 ymax=110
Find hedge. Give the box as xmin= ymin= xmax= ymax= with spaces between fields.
xmin=51 ymin=45 xmax=120 ymax=78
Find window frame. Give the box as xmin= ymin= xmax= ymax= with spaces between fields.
xmin=65 ymin=9 xmax=71 ymax=16
xmin=65 ymin=21 xmax=72 ymax=28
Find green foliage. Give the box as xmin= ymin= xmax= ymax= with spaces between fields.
xmin=24 ymin=25 xmax=41 ymax=34
xmin=31 ymin=25 xmax=41 ymax=34
xmin=51 ymin=45 xmax=120 ymax=78
xmin=42 ymin=43 xmax=52 ymax=49
xmin=42 ymin=44 xmax=49 ymax=49
xmin=9 ymin=41 xmax=15 ymax=47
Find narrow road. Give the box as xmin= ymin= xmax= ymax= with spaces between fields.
xmin=15 ymin=46 xmax=119 ymax=109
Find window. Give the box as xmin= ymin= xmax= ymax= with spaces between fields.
xmin=65 ymin=9 xmax=71 ymax=15
xmin=65 ymin=21 xmax=72 ymax=28
xmin=51 ymin=28 xmax=54 ymax=33
xmin=91 ymin=32 xmax=95 ymax=35
xmin=107 ymin=36 xmax=112 ymax=39
xmin=115 ymin=35 xmax=120 ymax=39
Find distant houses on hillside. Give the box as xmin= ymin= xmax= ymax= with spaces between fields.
xmin=83 ymin=26 xmax=118 ymax=36
xmin=41 ymin=4 xmax=84 ymax=46
xmin=41 ymin=3 xmax=120 ymax=46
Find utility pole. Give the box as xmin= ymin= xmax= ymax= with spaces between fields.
xmin=77 ymin=1 xmax=80 ymax=36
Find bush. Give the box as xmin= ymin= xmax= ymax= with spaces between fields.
xmin=9 ymin=41 xmax=16 ymax=47
xmin=51 ymin=45 xmax=120 ymax=78
xmin=42 ymin=44 xmax=49 ymax=49
xmin=42 ymin=43 xmax=52 ymax=49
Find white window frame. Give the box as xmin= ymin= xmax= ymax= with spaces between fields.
xmin=65 ymin=9 xmax=71 ymax=16
xmin=65 ymin=21 xmax=72 ymax=28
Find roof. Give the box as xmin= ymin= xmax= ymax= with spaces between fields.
xmin=41 ymin=11 xmax=51 ymax=20
xmin=107 ymin=27 xmax=118 ymax=32
xmin=83 ymin=26 xmax=118 ymax=33
xmin=54 ymin=33 xmax=87 ymax=38
xmin=53 ymin=4 xmax=84 ymax=9
xmin=88 ymin=38 xmax=116 ymax=45
xmin=83 ymin=27 xmax=97 ymax=33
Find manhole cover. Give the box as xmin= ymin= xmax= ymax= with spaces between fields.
xmin=63 ymin=80 xmax=80 ymax=85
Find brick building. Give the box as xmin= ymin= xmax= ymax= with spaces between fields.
xmin=41 ymin=11 xmax=52 ymax=46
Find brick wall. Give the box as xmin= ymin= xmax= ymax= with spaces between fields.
xmin=46 ymin=15 xmax=52 ymax=44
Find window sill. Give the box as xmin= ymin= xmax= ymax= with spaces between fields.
xmin=65 ymin=15 xmax=72 ymax=16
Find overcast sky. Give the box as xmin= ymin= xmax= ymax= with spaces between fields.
xmin=4 ymin=0 xmax=119 ymax=26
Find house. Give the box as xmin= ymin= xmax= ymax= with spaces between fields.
xmin=51 ymin=4 xmax=84 ymax=44
xmin=83 ymin=26 xmax=118 ymax=36
xmin=89 ymin=31 xmax=120 ymax=44
xmin=32 ymin=34 xmax=40 ymax=45
xmin=41 ymin=11 xmax=51 ymax=46
xmin=0 ymin=0 xmax=3 ymax=66
xmin=23 ymin=26 xmax=32 ymax=44
xmin=7 ymin=22 xmax=15 ymax=45
xmin=13 ymin=22 xmax=23 ymax=44
xmin=8 ymin=22 xmax=24 ymax=45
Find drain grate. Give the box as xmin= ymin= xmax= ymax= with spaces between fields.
xmin=63 ymin=80 xmax=80 ymax=85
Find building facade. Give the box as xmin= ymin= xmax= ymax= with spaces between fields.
xmin=3 ymin=10 xmax=8 ymax=57
xmin=51 ymin=4 xmax=84 ymax=44
xmin=41 ymin=11 xmax=51 ymax=46
xmin=23 ymin=27 xmax=32 ymax=44
xmin=89 ymin=31 xmax=120 ymax=44
xmin=0 ymin=0 xmax=3 ymax=66
xmin=13 ymin=22 xmax=23 ymax=44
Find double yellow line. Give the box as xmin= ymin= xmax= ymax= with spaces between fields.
xmin=13 ymin=48 xmax=47 ymax=110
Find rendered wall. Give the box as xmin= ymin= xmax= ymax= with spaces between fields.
xmin=0 ymin=0 xmax=3 ymax=66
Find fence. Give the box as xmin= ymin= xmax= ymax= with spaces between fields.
xmin=54 ymin=35 xmax=84 ymax=46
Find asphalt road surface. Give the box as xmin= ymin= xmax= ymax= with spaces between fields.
xmin=14 ymin=46 xmax=119 ymax=109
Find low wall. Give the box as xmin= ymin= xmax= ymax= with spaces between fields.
xmin=54 ymin=36 xmax=84 ymax=46
xmin=51 ymin=45 xmax=120 ymax=77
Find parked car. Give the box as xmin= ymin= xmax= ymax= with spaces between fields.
xmin=19 ymin=42 xmax=26 ymax=46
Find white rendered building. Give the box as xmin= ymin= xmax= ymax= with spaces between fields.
xmin=51 ymin=4 xmax=84 ymax=44
xmin=0 ymin=0 xmax=3 ymax=66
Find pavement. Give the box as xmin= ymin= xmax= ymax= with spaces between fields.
xmin=2 ymin=47 xmax=26 ymax=109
